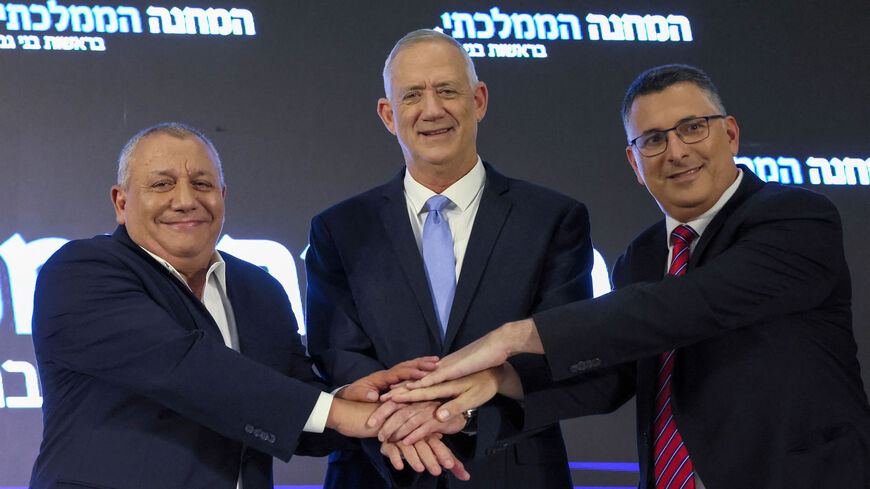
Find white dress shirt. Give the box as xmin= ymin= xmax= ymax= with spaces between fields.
xmin=403 ymin=157 xmax=487 ymax=280
xmin=142 ymin=248 xmax=332 ymax=489
xmin=661 ymin=168 xmax=743 ymax=489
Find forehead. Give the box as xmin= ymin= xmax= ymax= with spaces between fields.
xmin=389 ymin=41 xmax=468 ymax=90
xmin=129 ymin=133 xmax=219 ymax=175
xmin=627 ymin=82 xmax=719 ymax=133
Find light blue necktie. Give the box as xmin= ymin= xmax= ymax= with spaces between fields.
xmin=422 ymin=195 xmax=456 ymax=338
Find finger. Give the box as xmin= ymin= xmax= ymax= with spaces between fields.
xmin=413 ymin=439 xmax=442 ymax=476
xmin=402 ymin=419 xmax=442 ymax=446
xmin=424 ymin=435 xmax=455 ymax=470
xmin=449 ymin=459 xmax=470 ymax=481
xmin=434 ymin=396 xmax=475 ymax=422
xmin=390 ymin=406 xmax=436 ymax=442
xmin=389 ymin=383 xmax=462 ymax=404
xmin=398 ymin=356 xmax=440 ymax=371
xmin=381 ymin=442 xmax=404 ymax=471
xmin=399 ymin=443 xmax=424 ymax=472
xmin=378 ymin=404 xmax=417 ymax=442
xmin=367 ymin=400 xmax=402 ymax=428
xmin=338 ymin=384 xmax=379 ymax=403
xmin=379 ymin=385 xmax=409 ymax=402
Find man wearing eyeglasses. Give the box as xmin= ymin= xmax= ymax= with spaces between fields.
xmin=387 ymin=64 xmax=870 ymax=488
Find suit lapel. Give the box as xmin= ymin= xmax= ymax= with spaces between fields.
xmin=378 ymin=171 xmax=445 ymax=346
xmin=112 ymin=225 xmax=225 ymax=341
xmin=690 ymin=166 xmax=765 ymax=266
xmin=442 ymin=164 xmax=511 ymax=353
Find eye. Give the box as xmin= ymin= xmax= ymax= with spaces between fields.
xmin=642 ymin=133 xmax=664 ymax=146
xmin=193 ymin=180 xmax=213 ymax=189
xmin=150 ymin=180 xmax=173 ymax=191
xmin=402 ymin=91 xmax=420 ymax=102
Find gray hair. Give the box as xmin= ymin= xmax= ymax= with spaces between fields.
xmin=117 ymin=122 xmax=223 ymax=189
xmin=621 ymin=64 xmax=727 ymax=131
xmin=382 ymin=29 xmax=479 ymax=97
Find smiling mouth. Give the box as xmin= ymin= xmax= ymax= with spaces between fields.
xmin=420 ymin=128 xmax=452 ymax=136
xmin=163 ymin=220 xmax=206 ymax=230
xmin=668 ymin=165 xmax=703 ymax=179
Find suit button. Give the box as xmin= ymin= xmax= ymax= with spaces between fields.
xmin=591 ymin=358 xmax=601 ymax=367
xmin=245 ymin=424 xmax=254 ymax=434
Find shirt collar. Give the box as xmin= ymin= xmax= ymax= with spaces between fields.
xmin=140 ymin=246 xmax=227 ymax=292
xmin=666 ymin=168 xmax=744 ymax=242
xmin=403 ymin=157 xmax=486 ymax=215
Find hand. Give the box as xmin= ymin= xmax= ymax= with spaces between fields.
xmin=376 ymin=400 xmax=466 ymax=445
xmin=381 ymin=433 xmax=471 ymax=481
xmin=325 ymin=398 xmax=382 ymax=438
xmin=338 ymin=356 xmax=439 ymax=402
xmin=405 ymin=319 xmax=541 ymax=390
xmin=383 ymin=365 xmax=522 ymax=429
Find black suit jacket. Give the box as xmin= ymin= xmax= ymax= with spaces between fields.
xmin=306 ymin=163 xmax=623 ymax=488
xmin=535 ymin=169 xmax=870 ymax=488
xmin=30 ymin=226 xmax=342 ymax=489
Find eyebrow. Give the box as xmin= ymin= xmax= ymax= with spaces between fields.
xmin=639 ymin=115 xmax=704 ymax=135
xmin=401 ymin=80 xmax=462 ymax=92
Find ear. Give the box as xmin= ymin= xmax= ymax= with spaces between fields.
xmin=221 ymin=185 xmax=227 ymax=199
xmin=626 ymin=146 xmax=644 ymax=185
xmin=725 ymin=115 xmax=740 ymax=156
xmin=473 ymin=81 xmax=488 ymax=121
xmin=377 ymin=98 xmax=397 ymax=135
xmin=111 ymin=185 xmax=127 ymax=225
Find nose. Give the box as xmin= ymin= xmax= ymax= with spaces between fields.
xmin=170 ymin=181 xmax=198 ymax=212
xmin=663 ymin=130 xmax=690 ymax=162
xmin=420 ymin=90 xmax=446 ymax=120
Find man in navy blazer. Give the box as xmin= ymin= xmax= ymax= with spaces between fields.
xmin=29 ymin=123 xmax=461 ymax=489
xmin=304 ymin=29 xmax=622 ymax=489
xmin=394 ymin=65 xmax=870 ymax=488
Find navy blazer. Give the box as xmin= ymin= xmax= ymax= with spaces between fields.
xmin=305 ymin=163 xmax=604 ymax=488
xmin=535 ymin=169 xmax=870 ymax=488
xmin=30 ymin=225 xmax=341 ymax=489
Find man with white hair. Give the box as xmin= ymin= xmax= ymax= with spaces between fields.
xmin=305 ymin=30 xmax=624 ymax=489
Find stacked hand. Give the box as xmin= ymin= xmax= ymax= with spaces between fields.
xmin=334 ymin=357 xmax=469 ymax=480
xmin=330 ymin=320 xmax=540 ymax=481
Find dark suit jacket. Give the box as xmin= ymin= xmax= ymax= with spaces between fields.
xmin=30 ymin=225 xmax=342 ymax=489
xmin=535 ymin=169 xmax=870 ymax=488
xmin=306 ymin=163 xmax=624 ymax=488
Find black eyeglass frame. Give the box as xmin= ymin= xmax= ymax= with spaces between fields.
xmin=629 ymin=115 xmax=727 ymax=157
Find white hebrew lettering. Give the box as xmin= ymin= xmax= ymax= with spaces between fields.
xmin=47 ymin=0 xmax=69 ymax=31
xmin=5 ymin=3 xmax=32 ymax=30
xmin=529 ymin=44 xmax=547 ymax=57
xmin=489 ymin=7 xmax=512 ymax=39
xmin=29 ymin=4 xmax=51 ymax=31
xmin=463 ymin=42 xmax=485 ymax=57
xmin=667 ymin=14 xmax=692 ymax=41
xmin=0 ymin=234 xmax=68 ymax=335
xmin=555 ymin=13 xmax=581 ymax=40
xmin=510 ymin=13 xmax=535 ymax=40
xmin=86 ymin=35 xmax=105 ymax=50
xmin=206 ymin=7 xmax=232 ymax=35
xmin=533 ymin=13 xmax=558 ymax=40
xmin=115 ymin=6 xmax=141 ymax=33
xmin=228 ymin=8 xmax=255 ymax=35
xmin=449 ymin=12 xmax=475 ymax=39
xmin=621 ymin=14 xmax=647 ymax=41
xmin=93 ymin=6 xmax=119 ymax=34
xmin=17 ymin=34 xmax=40 ymax=49
xmin=69 ymin=5 xmax=94 ymax=33
xmin=182 ymin=6 xmax=208 ymax=34
xmin=644 ymin=14 xmax=670 ymax=42
xmin=776 ymin=157 xmax=803 ymax=184
xmin=440 ymin=12 xmax=452 ymax=31
xmin=2 ymin=360 xmax=42 ymax=408
xmin=472 ymin=12 xmax=494 ymax=39
xmin=0 ymin=34 xmax=16 ymax=49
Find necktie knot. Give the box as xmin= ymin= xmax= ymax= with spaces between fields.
xmin=671 ymin=224 xmax=698 ymax=247
xmin=425 ymin=195 xmax=451 ymax=213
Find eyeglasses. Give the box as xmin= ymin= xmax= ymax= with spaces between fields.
xmin=629 ymin=115 xmax=726 ymax=157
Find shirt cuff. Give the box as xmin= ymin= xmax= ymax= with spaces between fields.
xmin=302 ymin=391 xmax=334 ymax=433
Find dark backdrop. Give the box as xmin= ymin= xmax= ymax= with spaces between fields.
xmin=1 ymin=1 xmax=868 ymax=487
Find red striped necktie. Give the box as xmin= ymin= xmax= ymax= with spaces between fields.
xmin=654 ymin=224 xmax=698 ymax=489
